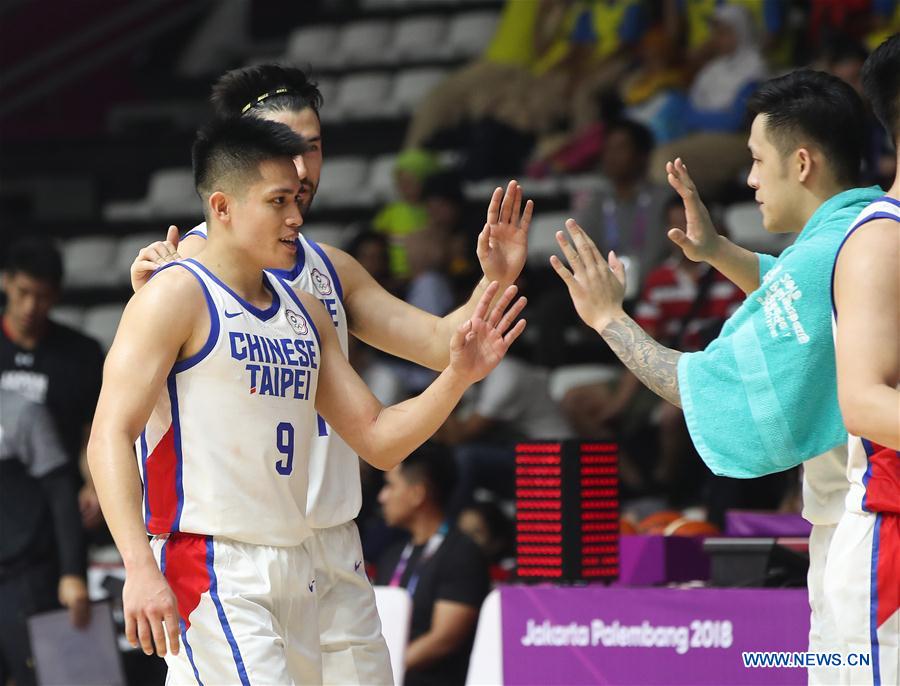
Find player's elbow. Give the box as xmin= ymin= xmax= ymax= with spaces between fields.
xmin=361 ymin=447 xmax=410 ymax=472
xmin=838 ymin=388 xmax=874 ymax=439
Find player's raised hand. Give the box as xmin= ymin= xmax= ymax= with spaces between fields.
xmin=130 ymin=225 xmax=182 ymax=293
xmin=550 ymin=219 xmax=626 ymax=332
xmin=665 ymin=158 xmax=722 ymax=263
xmin=449 ymin=281 xmax=526 ymax=384
xmin=476 ymin=180 xmax=533 ymax=286
xmin=122 ymin=560 xmax=180 ymax=657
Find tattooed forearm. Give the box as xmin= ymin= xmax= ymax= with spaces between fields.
xmin=600 ymin=316 xmax=682 ymax=407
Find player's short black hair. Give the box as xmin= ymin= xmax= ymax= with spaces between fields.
xmin=862 ymin=34 xmax=900 ymax=146
xmin=606 ymin=118 xmax=656 ymax=157
xmin=398 ymin=442 xmax=458 ymax=511
xmin=210 ymin=64 xmax=324 ymax=121
xmin=4 ymin=237 xmax=63 ymax=288
xmin=192 ymin=117 xmax=309 ymax=210
xmin=747 ymin=69 xmax=865 ymax=185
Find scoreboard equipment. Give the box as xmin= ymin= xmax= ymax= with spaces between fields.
xmin=514 ymin=441 xmax=619 ymax=582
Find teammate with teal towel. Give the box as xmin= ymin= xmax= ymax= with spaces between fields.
xmin=552 ymin=70 xmax=879 ymax=685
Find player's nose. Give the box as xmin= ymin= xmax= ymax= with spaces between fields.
xmin=294 ymin=155 xmax=307 ymax=180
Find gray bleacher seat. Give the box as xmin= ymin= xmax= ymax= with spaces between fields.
xmin=333 ymin=20 xmax=393 ymax=68
xmin=114 ymin=232 xmax=172 ymax=286
xmin=366 ymin=154 xmax=397 ymax=204
xmin=82 ymin=304 xmax=126 ymax=352
xmin=327 ymin=73 xmax=394 ymax=122
xmin=315 ymin=77 xmax=338 ymax=112
xmin=388 ymin=15 xmax=448 ymax=62
xmin=51 ymin=306 xmax=86 ymax=331
xmin=444 ymin=10 xmax=500 ymax=59
xmin=525 ymin=211 xmax=569 ymax=263
xmin=285 ymin=25 xmax=339 ymax=70
xmin=62 ymin=236 xmax=120 ymax=288
xmin=302 ymin=223 xmax=351 ymax=251
xmin=389 ymin=67 xmax=449 ymax=116
xmin=724 ymin=202 xmax=794 ymax=254
xmin=103 ymin=168 xmax=201 ymax=222
xmin=314 ymin=157 xmax=372 ymax=209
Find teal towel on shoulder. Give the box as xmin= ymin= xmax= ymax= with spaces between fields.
xmin=678 ymin=187 xmax=883 ymax=478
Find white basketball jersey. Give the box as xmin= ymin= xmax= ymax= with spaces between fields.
xmin=830 ymin=197 xmax=900 ymax=515
xmin=137 ymin=259 xmax=322 ymax=546
xmin=185 ymin=223 xmax=362 ymax=528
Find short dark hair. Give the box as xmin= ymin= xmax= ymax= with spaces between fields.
xmin=398 ymin=442 xmax=457 ymax=511
xmin=862 ymin=34 xmax=900 ymax=145
xmin=210 ymin=64 xmax=324 ymax=121
xmin=606 ymin=118 xmax=655 ymax=157
xmin=191 ymin=117 xmax=309 ymax=209
xmin=4 ymin=237 xmax=63 ymax=287
xmin=747 ymin=69 xmax=865 ymax=185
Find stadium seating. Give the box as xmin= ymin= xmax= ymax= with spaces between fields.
xmin=103 ymin=168 xmax=200 ymax=222
xmin=62 ymin=237 xmax=120 ymax=288
xmin=326 ymin=73 xmax=394 ymax=122
xmin=443 ymin=10 xmax=500 ymax=59
xmin=82 ymin=304 xmax=126 ymax=351
xmin=387 ymin=15 xmax=448 ymax=62
xmin=724 ymin=202 xmax=795 ymax=254
xmin=313 ymin=157 xmax=372 ymax=208
xmin=333 ymin=20 xmax=394 ymax=68
xmin=388 ymin=67 xmax=449 ymax=116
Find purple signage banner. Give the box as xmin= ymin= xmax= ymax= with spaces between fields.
xmin=500 ymin=586 xmax=810 ymax=685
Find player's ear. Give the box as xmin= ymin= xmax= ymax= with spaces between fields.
xmin=796 ymin=147 xmax=813 ymax=184
xmin=208 ymin=191 xmax=230 ymax=223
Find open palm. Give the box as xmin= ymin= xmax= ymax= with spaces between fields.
xmin=477 ymin=180 xmax=533 ymax=285
xmin=450 ymin=282 xmax=527 ymax=384
xmin=665 ymin=158 xmax=720 ymax=262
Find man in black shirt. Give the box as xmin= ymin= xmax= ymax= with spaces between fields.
xmin=0 ymin=388 xmax=89 ymax=685
xmin=0 ymin=238 xmax=104 ymax=529
xmin=375 ymin=445 xmax=490 ymax=686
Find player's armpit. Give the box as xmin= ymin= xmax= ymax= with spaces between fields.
xmin=834 ymin=218 xmax=900 ymax=449
xmin=321 ymin=243 xmax=448 ymax=370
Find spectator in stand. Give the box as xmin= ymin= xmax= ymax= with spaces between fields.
xmin=573 ymin=119 xmax=671 ymax=285
xmin=818 ymin=38 xmax=897 ymax=187
xmin=0 ymin=238 xmax=104 ymax=534
xmin=373 ymin=149 xmax=440 ymax=280
xmin=562 ymin=197 xmax=745 ymax=500
xmin=649 ymin=4 xmax=766 ymax=196
xmin=673 ymin=0 xmax=786 ymax=68
xmin=376 ymin=445 xmax=489 ymax=686
xmin=0 ymin=388 xmax=89 ymax=686
xmin=528 ymin=26 xmax=688 ymax=177
xmin=346 ymin=229 xmax=397 ymax=295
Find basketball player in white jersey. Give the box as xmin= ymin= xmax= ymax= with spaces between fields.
xmin=826 ymin=35 xmax=900 ymax=686
xmin=129 ymin=65 xmax=532 ymax=685
xmin=88 ymin=117 xmax=526 ymax=685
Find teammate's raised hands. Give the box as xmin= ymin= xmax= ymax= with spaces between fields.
xmin=449 ymin=281 xmax=527 ymax=384
xmin=129 ymin=225 xmax=182 ymax=292
xmin=550 ymin=219 xmax=626 ymax=332
xmin=476 ymin=180 xmax=533 ymax=286
xmin=665 ymin=158 xmax=722 ymax=263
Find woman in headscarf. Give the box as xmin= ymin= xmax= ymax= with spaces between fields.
xmin=679 ymin=4 xmax=767 ymax=136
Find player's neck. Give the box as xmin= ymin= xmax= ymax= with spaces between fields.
xmin=408 ymin=507 xmax=445 ymax=545
xmin=196 ymin=242 xmax=271 ymax=307
xmin=887 ymin=170 xmax=900 ymax=200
